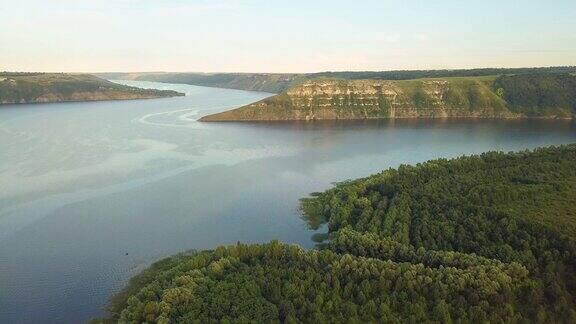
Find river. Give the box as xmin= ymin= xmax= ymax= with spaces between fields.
xmin=0 ymin=81 xmax=575 ymax=323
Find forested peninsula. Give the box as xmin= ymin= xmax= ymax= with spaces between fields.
xmin=0 ymin=73 xmax=183 ymax=105
xmin=200 ymin=74 xmax=576 ymax=121
xmin=101 ymin=144 xmax=576 ymax=323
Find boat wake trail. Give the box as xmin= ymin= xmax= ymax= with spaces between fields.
xmin=135 ymin=105 xmax=237 ymax=128
xmin=136 ymin=108 xmax=201 ymax=128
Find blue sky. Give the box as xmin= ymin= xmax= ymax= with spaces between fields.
xmin=1 ymin=0 xmax=575 ymax=72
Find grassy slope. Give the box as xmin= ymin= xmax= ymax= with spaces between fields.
xmin=101 ymin=145 xmax=576 ymax=323
xmin=0 ymin=73 xmax=184 ymax=104
xmin=200 ymin=74 xmax=576 ymax=121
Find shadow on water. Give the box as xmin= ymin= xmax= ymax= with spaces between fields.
xmin=299 ymin=190 xmax=339 ymax=246
xmin=210 ymin=117 xmax=576 ymax=132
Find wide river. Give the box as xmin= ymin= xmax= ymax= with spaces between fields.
xmin=1 ymin=81 xmax=575 ymax=323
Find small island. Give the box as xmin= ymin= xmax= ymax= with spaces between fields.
xmin=200 ymin=73 xmax=576 ymax=121
xmin=0 ymin=72 xmax=184 ymax=105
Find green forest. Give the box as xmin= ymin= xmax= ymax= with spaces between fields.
xmin=311 ymin=66 xmax=576 ymax=82
xmin=102 ymin=144 xmax=576 ymax=323
xmin=494 ymin=74 xmax=576 ymax=116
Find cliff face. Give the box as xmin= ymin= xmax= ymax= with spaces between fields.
xmin=0 ymin=73 xmax=184 ymax=105
xmin=200 ymin=78 xmax=515 ymax=121
xmin=200 ymin=76 xmax=576 ymax=121
xmin=284 ymin=78 xmax=513 ymax=119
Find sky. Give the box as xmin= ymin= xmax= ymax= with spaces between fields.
xmin=1 ymin=0 xmax=575 ymax=73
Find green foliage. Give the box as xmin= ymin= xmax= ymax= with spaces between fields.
xmin=112 ymin=241 xmax=536 ymax=323
xmin=493 ymin=74 xmax=576 ymax=116
xmin=310 ymin=66 xmax=576 ymax=82
xmin=109 ymin=145 xmax=576 ymax=323
xmin=412 ymin=86 xmax=432 ymax=108
xmin=302 ymin=144 xmax=576 ymax=322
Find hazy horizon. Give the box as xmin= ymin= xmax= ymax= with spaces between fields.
xmin=2 ymin=0 xmax=576 ymax=73
xmin=12 ymin=64 xmax=576 ymax=75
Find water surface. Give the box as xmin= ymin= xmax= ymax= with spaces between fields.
xmin=1 ymin=81 xmax=575 ymax=323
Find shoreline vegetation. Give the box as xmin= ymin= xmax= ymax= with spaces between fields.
xmin=0 ymin=72 xmax=184 ymax=105
xmin=98 ymin=144 xmax=576 ymax=323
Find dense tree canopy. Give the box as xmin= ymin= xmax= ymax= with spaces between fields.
xmin=493 ymin=74 xmax=576 ymax=116
xmin=311 ymin=66 xmax=576 ymax=82
xmin=105 ymin=145 xmax=576 ymax=323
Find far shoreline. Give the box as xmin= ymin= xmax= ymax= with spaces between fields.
xmin=0 ymin=93 xmax=185 ymax=107
xmin=198 ymin=115 xmax=575 ymax=123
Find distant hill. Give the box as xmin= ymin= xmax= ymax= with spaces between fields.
xmin=97 ymin=72 xmax=303 ymax=94
xmin=0 ymin=73 xmax=184 ymax=105
xmin=309 ymin=66 xmax=576 ymax=82
xmin=200 ymin=74 xmax=576 ymax=121
xmin=98 ymin=66 xmax=576 ymax=94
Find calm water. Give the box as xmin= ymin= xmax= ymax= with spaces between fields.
xmin=1 ymin=81 xmax=575 ymax=323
